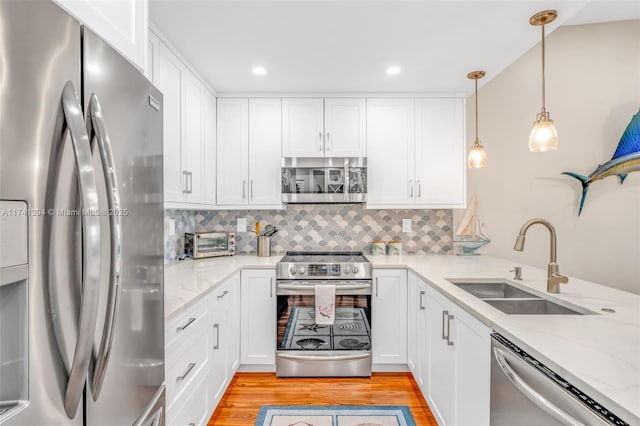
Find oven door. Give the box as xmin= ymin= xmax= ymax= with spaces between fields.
xmin=275 ymin=280 xmax=372 ymax=377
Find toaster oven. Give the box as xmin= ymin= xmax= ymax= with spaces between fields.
xmin=184 ymin=232 xmax=236 ymax=258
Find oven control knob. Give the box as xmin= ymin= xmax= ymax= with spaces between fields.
xmin=298 ymin=266 xmax=306 ymax=275
xmin=289 ymin=266 xmax=297 ymax=275
xmin=344 ymin=266 xmax=352 ymax=275
xmin=352 ymin=265 xmax=360 ymax=274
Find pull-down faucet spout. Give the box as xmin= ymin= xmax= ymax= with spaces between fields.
xmin=514 ymin=218 xmax=568 ymax=293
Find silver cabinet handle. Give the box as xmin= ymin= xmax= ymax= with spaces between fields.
xmin=409 ymin=179 xmax=414 ymax=198
xmin=446 ymin=314 xmax=454 ymax=346
xmin=213 ymin=323 xmax=220 ymax=350
xmin=217 ymin=290 xmax=229 ymax=299
xmin=326 ymin=132 xmax=331 ymax=151
xmin=176 ymin=317 xmax=196 ymax=332
xmin=441 ymin=310 xmax=448 ymax=340
xmin=270 ymin=277 xmax=274 ymax=298
xmin=417 ymin=179 xmax=421 ymax=198
xmin=176 ymin=362 xmax=196 ymax=381
xmin=419 ymin=291 xmax=426 ymax=310
xmin=182 ymin=171 xmax=189 ymax=193
xmin=87 ymin=93 xmax=124 ymax=401
xmin=188 ymin=171 xmax=193 ymax=194
xmin=242 ymin=180 xmax=246 ymax=199
xmin=318 ymin=131 xmax=323 ymax=151
xmin=250 ymin=180 xmax=254 ymax=199
xmin=49 ymin=81 xmax=102 ymax=418
xmin=493 ymin=347 xmax=585 ymax=426
xmin=375 ymin=277 xmax=379 ymax=297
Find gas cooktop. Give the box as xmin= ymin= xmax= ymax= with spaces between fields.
xmin=277 ymin=251 xmax=372 ymax=280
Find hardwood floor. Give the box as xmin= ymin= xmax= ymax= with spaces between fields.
xmin=208 ymin=372 xmax=438 ymax=425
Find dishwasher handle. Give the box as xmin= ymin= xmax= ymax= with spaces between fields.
xmin=493 ymin=347 xmax=586 ymax=426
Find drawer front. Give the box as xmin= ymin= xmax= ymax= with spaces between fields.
xmin=168 ymin=374 xmax=210 ymax=426
xmin=166 ymin=325 xmax=209 ymax=408
xmin=166 ymin=297 xmax=208 ymax=349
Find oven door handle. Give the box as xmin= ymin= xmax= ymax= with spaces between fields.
xmin=277 ymin=353 xmax=371 ymax=361
xmin=277 ymin=284 xmax=371 ymax=291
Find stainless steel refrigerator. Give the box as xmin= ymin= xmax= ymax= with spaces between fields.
xmin=0 ymin=1 xmax=165 ymax=425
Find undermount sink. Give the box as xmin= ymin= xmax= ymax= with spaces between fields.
xmin=447 ymin=279 xmax=594 ymax=316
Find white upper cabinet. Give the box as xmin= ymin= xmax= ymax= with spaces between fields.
xmin=282 ymin=98 xmax=366 ymax=158
xmin=54 ymin=0 xmax=147 ymax=70
xmin=217 ymin=99 xmax=249 ymax=206
xmin=366 ymin=99 xmax=415 ymax=205
xmin=415 ymin=98 xmax=466 ymax=207
xmin=367 ymin=97 xmax=465 ymax=208
xmin=145 ymin=29 xmax=159 ymax=82
xmin=282 ymin=98 xmax=325 ymax=157
xmin=248 ymin=99 xmax=282 ymax=206
xmin=155 ymin=36 xmax=215 ymax=207
xmin=156 ymin=41 xmax=184 ymax=204
xmin=217 ymin=98 xmax=282 ymax=207
xmin=324 ymin=98 xmax=366 ymax=157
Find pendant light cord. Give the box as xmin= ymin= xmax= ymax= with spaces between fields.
xmin=541 ymin=23 xmax=546 ymax=112
xmin=475 ymin=78 xmax=479 ymax=141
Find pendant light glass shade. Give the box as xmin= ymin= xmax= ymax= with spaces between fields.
xmin=468 ymin=139 xmax=488 ymax=168
xmin=529 ymin=10 xmax=558 ymax=152
xmin=467 ymin=70 xmax=487 ymax=168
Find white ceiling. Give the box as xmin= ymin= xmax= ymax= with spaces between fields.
xmin=149 ymin=1 xmax=640 ymax=95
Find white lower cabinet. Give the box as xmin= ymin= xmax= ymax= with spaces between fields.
xmin=407 ymin=272 xmax=429 ymax=390
xmin=426 ymin=286 xmax=491 ymax=426
xmin=207 ymin=273 xmax=240 ymax=414
xmin=240 ymin=269 xmax=276 ymax=366
xmin=372 ymin=269 xmax=407 ymax=365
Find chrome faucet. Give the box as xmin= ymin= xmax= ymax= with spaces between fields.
xmin=513 ymin=218 xmax=568 ymax=293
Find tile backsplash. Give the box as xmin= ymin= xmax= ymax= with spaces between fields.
xmin=164 ymin=205 xmax=452 ymax=262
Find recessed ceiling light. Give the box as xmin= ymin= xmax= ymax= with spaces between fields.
xmin=386 ymin=65 xmax=401 ymax=76
xmin=252 ymin=66 xmax=267 ymax=76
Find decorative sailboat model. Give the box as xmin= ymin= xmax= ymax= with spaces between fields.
xmin=454 ymin=194 xmax=490 ymax=255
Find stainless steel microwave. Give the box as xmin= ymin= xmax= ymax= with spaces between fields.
xmin=184 ymin=232 xmax=236 ymax=258
xmin=281 ymin=157 xmax=367 ymax=204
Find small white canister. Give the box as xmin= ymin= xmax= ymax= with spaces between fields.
xmin=371 ymin=240 xmax=387 ymax=256
xmin=388 ymin=240 xmax=403 ymax=256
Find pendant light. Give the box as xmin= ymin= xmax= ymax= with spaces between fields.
xmin=467 ymin=70 xmax=487 ymax=168
xmin=529 ymin=10 xmax=558 ymax=152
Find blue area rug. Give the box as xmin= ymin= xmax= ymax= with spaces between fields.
xmin=255 ymin=405 xmax=416 ymax=426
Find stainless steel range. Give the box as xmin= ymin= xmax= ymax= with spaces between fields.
xmin=276 ymin=251 xmax=373 ymax=377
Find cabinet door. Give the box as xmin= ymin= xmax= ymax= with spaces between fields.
xmin=427 ymin=287 xmax=455 ymax=426
xmin=249 ymin=98 xmax=282 ymax=206
xmin=240 ymin=270 xmax=276 ymax=365
xmin=415 ymin=98 xmax=465 ymax=207
xmin=372 ymin=269 xmax=407 ymax=365
xmin=208 ymin=304 xmax=227 ymax=411
xmin=217 ymin=98 xmax=249 ymax=205
xmin=54 ymin=0 xmax=147 ymax=70
xmin=203 ymin=90 xmax=216 ymax=205
xmin=226 ymin=274 xmax=241 ymax=374
xmin=406 ymin=272 xmax=418 ymax=374
xmin=146 ymin=30 xmax=159 ymax=83
xmin=366 ymin=99 xmax=415 ymax=205
xmin=416 ymin=280 xmax=429 ymax=393
xmin=282 ymin=98 xmax=324 ymax=157
xmin=156 ymin=42 xmax=184 ymax=203
xmin=452 ymin=305 xmax=491 ymax=426
xmin=182 ymin=71 xmax=206 ymax=204
xmin=324 ymin=98 xmax=366 ymax=157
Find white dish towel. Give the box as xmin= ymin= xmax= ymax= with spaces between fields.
xmin=315 ymin=284 xmax=336 ymax=325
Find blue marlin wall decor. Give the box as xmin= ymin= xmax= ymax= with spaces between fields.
xmin=563 ymin=110 xmax=640 ymax=215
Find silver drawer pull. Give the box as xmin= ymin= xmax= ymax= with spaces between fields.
xmin=176 ymin=362 xmax=196 ymax=382
xmin=217 ymin=290 xmax=229 ymax=299
xmin=176 ymin=317 xmax=196 ymax=332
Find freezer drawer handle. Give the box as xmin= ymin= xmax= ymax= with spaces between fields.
xmin=177 ymin=317 xmax=196 ymax=332
xmin=177 ymin=362 xmax=196 ymax=382
xmin=132 ymin=385 xmax=165 ymax=426
xmin=493 ymin=347 xmax=585 ymax=426
xmin=87 ymin=93 xmax=124 ymax=401
xmin=49 ymin=81 xmax=102 ymax=419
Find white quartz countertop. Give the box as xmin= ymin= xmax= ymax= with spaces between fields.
xmin=164 ymin=253 xmax=640 ymax=423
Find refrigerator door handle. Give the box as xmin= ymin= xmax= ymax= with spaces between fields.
xmin=86 ymin=93 xmax=124 ymax=401
xmin=58 ymin=81 xmax=103 ymax=418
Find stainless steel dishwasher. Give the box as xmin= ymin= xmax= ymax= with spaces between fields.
xmin=490 ymin=333 xmax=630 ymax=426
